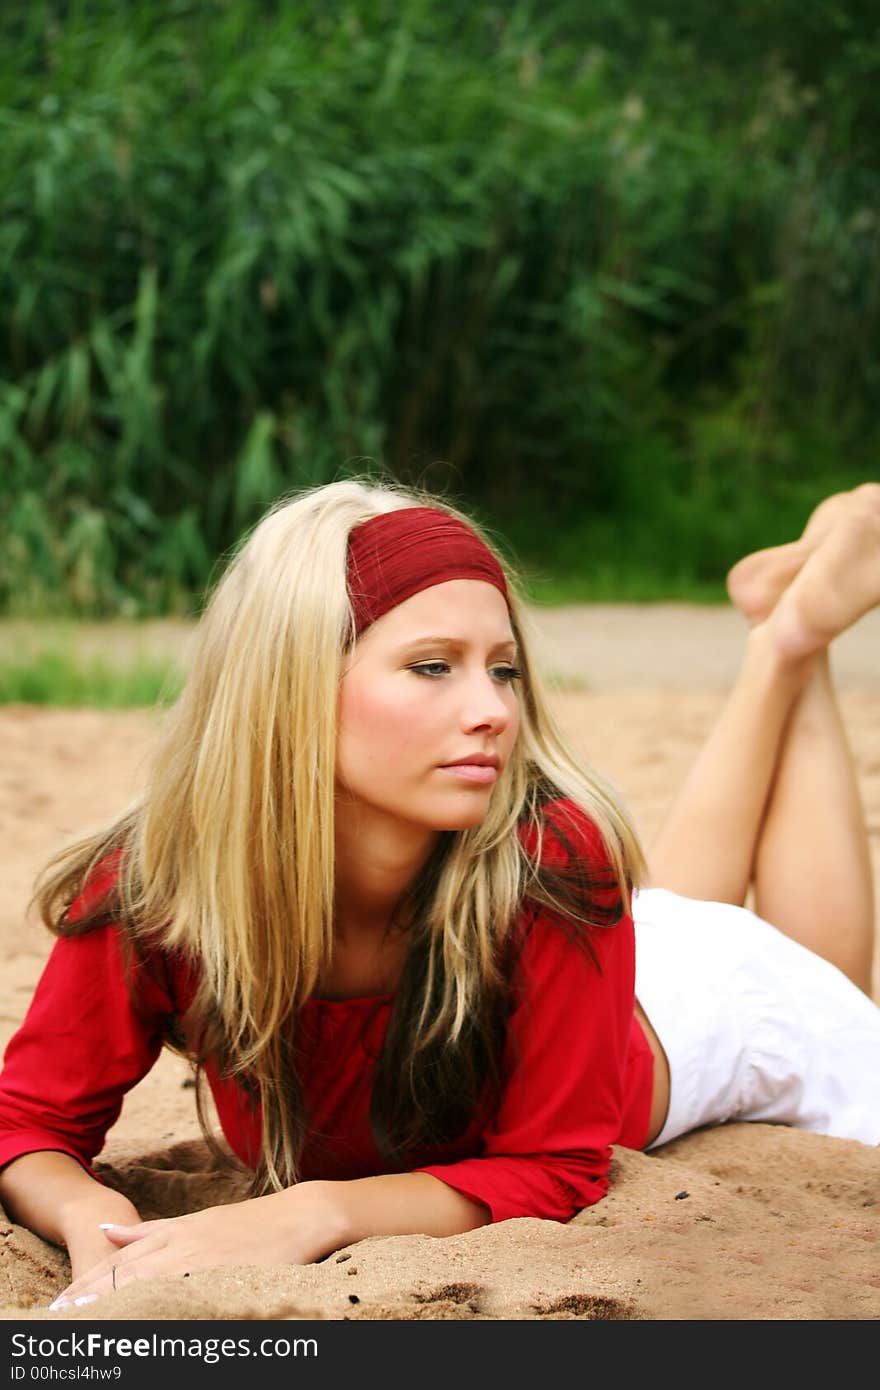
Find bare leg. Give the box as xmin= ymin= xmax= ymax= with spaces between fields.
xmin=752 ymin=652 xmax=874 ymax=992
xmin=648 ymin=629 xmax=813 ymax=906
xmin=648 ymin=485 xmax=880 ymax=992
xmin=636 ymin=630 xmax=813 ymax=1146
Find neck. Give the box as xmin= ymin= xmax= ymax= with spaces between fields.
xmin=333 ymin=800 xmax=439 ymax=938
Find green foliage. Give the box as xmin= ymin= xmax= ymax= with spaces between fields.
xmin=1 ymin=1 xmax=879 ymax=613
xmin=0 ymin=645 xmax=183 ymax=707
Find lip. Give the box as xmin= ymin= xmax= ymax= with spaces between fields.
xmin=439 ymin=754 xmax=501 ymax=786
xmin=441 ymin=753 xmax=501 ymax=770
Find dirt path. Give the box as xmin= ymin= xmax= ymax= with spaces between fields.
xmin=527 ymin=602 xmax=880 ymax=689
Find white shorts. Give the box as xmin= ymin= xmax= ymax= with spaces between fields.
xmin=631 ymin=886 xmax=880 ymax=1148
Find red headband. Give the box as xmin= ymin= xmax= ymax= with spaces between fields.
xmin=347 ymin=507 xmax=509 ymax=636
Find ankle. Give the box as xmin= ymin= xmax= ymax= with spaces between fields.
xmin=745 ymin=618 xmax=818 ymax=685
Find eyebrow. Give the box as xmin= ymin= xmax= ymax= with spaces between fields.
xmin=394 ymin=635 xmax=519 ymax=657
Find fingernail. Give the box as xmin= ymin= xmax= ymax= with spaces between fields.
xmin=49 ymin=1299 xmax=70 ymax=1311
xmin=98 ymin=1222 xmax=116 ymax=1230
xmin=74 ymin=1295 xmax=99 ymax=1306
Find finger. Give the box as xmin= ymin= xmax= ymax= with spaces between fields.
xmin=50 ymin=1291 xmax=100 ymax=1311
xmin=52 ymin=1260 xmax=134 ymax=1310
xmin=53 ymin=1243 xmax=181 ymax=1309
xmin=51 ymin=1237 xmax=164 ymax=1308
xmin=52 ymin=1265 xmax=122 ymax=1307
xmin=50 ymin=1270 xmax=115 ymax=1310
xmin=98 ymin=1220 xmax=158 ymax=1247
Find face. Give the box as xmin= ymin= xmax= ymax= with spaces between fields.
xmin=336 ymin=579 xmax=521 ymax=836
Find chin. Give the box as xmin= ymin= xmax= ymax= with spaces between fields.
xmin=432 ymin=801 xmax=493 ymax=833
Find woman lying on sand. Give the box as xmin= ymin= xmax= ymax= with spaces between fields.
xmin=0 ymin=478 xmax=878 ymax=1312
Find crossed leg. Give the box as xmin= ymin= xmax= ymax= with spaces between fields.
xmin=647 ymin=483 xmax=880 ymax=995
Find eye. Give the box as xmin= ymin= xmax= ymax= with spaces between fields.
xmin=409 ymin=661 xmax=451 ymax=678
xmin=490 ymin=665 xmax=522 ymax=684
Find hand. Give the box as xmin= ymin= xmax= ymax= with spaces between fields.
xmin=49 ymin=1182 xmax=349 ymax=1309
xmin=65 ymin=1213 xmax=141 ymax=1285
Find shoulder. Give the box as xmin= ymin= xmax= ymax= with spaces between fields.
xmin=60 ymin=853 xmax=193 ymax=1017
xmin=518 ymin=796 xmax=617 ymax=876
xmin=513 ymin=796 xmax=628 ymax=954
xmin=64 ymin=849 xmax=124 ymax=927
xmin=517 ymin=795 xmax=606 ymax=856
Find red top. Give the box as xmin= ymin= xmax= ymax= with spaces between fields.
xmin=0 ymin=804 xmax=654 ymax=1223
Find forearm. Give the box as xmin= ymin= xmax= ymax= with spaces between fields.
xmin=324 ymin=1171 xmax=490 ymax=1247
xmin=0 ymin=1152 xmax=139 ymax=1260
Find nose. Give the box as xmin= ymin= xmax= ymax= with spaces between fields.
xmin=459 ymin=669 xmax=515 ymax=735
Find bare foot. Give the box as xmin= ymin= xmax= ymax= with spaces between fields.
xmin=726 ymin=538 xmax=811 ymax=625
xmin=769 ymin=509 xmax=880 ymax=659
xmin=726 ymin=482 xmax=880 ymax=625
xmin=801 ymin=481 xmax=880 ymax=544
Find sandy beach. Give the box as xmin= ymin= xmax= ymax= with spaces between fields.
xmin=0 ymin=604 xmax=878 ymax=1321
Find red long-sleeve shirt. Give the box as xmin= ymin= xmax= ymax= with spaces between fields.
xmin=0 ymin=804 xmax=654 ymax=1223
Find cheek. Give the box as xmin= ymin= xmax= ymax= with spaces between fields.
xmin=507 ymin=694 xmax=521 ymax=744
xmin=337 ymin=678 xmax=430 ymax=779
xmin=496 ymin=690 xmax=520 ymax=760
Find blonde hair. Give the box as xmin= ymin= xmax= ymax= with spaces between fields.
xmin=36 ymin=477 xmax=647 ymax=1188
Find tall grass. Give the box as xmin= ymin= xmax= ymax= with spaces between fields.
xmin=1 ymin=2 xmax=878 ymax=614
xmin=0 ymin=647 xmax=183 ymax=707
